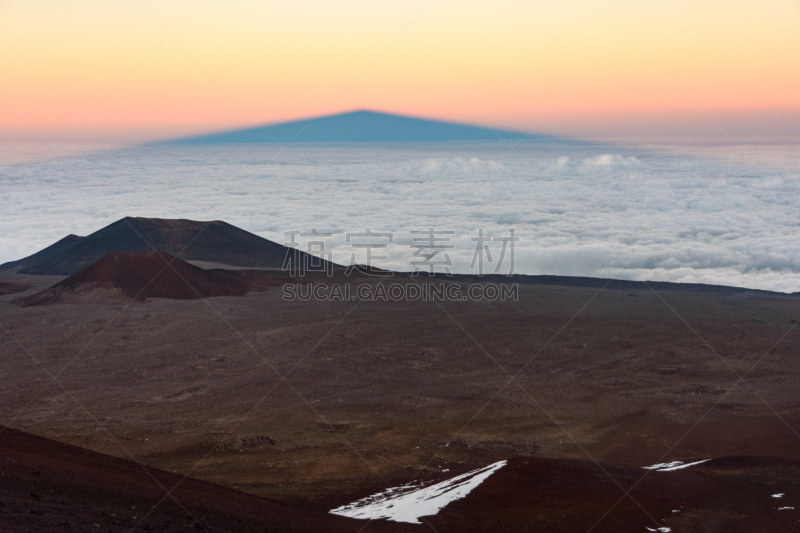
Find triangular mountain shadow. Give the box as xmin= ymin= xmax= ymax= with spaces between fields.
xmin=161 ymin=109 xmax=556 ymax=144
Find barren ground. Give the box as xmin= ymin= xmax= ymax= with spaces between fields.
xmin=1 ymin=271 xmax=799 ymax=530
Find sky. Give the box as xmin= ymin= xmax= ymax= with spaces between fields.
xmin=1 ymin=0 xmax=799 ymax=144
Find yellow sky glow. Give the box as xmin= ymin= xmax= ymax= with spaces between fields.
xmin=1 ymin=0 xmax=799 ymax=141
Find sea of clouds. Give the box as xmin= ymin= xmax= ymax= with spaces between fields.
xmin=1 ymin=141 xmax=799 ymax=292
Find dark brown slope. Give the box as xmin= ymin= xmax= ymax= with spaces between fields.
xmin=0 ymin=425 xmax=378 ymax=533
xmin=0 ymin=217 xmax=337 ymax=275
xmin=426 ymin=456 xmax=800 ymax=533
xmin=0 ymin=281 xmax=28 ymax=295
xmin=19 ymin=251 xmax=252 ymax=306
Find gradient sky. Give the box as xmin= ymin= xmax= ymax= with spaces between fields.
xmin=1 ymin=0 xmax=799 ymax=143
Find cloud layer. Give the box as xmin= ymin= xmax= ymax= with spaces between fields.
xmin=1 ymin=141 xmax=799 ymax=292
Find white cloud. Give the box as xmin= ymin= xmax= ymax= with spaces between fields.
xmin=1 ymin=141 xmax=799 ymax=292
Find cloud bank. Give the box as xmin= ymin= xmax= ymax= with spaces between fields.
xmin=1 ymin=141 xmax=799 ymax=292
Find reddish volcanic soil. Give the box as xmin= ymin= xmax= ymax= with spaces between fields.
xmin=429 ymin=456 xmax=800 ymax=532
xmin=0 ymin=425 xmax=384 ymax=532
xmin=0 ymin=281 xmax=28 ymax=296
xmin=2 ymin=262 xmax=800 ymax=531
xmin=18 ymin=251 xmax=253 ymax=305
xmin=6 ymin=422 xmax=800 ymax=532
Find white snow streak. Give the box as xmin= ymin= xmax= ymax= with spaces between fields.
xmin=330 ymin=460 xmax=506 ymax=524
xmin=642 ymin=459 xmax=711 ymax=472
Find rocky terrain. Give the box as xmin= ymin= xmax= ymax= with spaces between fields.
xmin=1 ymin=218 xmax=799 ymax=531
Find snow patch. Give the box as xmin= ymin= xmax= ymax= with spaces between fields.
xmin=330 ymin=460 xmax=506 ymax=524
xmin=642 ymin=459 xmax=710 ymax=472
xmin=772 ymin=493 xmax=785 ymax=498
xmin=645 ymin=527 xmax=671 ymax=532
xmin=777 ymin=506 xmax=794 ymax=511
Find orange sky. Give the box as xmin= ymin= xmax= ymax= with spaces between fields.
xmin=1 ymin=0 xmax=799 ymax=143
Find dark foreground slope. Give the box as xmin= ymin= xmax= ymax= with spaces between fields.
xmin=5 ymin=424 xmax=799 ymax=532
xmin=426 ymin=457 xmax=800 ymax=532
xmin=0 ymin=217 xmax=335 ymax=276
xmin=163 ymin=109 xmax=544 ymax=144
xmin=0 ymin=426 xmax=377 ymax=533
xmin=18 ymin=251 xmax=254 ymax=305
